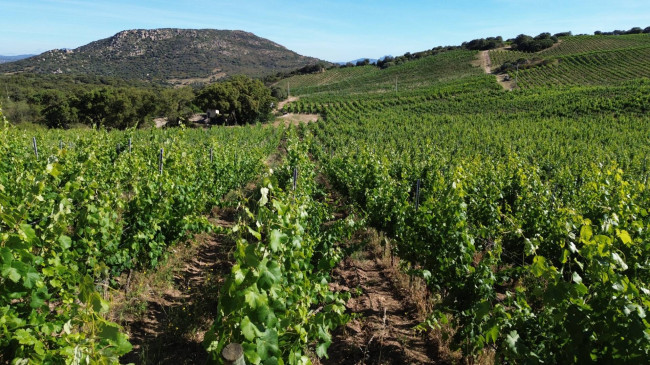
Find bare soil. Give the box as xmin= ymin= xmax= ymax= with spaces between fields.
xmin=113 ymin=139 xmax=285 ymax=365
xmin=277 ymin=96 xmax=299 ymax=110
xmin=272 ymin=96 xmax=320 ymax=127
xmin=318 ymin=231 xmax=454 ymax=365
xmin=114 ymin=207 xmax=238 ymax=365
xmin=153 ymin=117 xmax=168 ymax=128
xmin=495 ymin=74 xmax=515 ymax=90
xmin=273 ymin=113 xmax=320 ymax=127
xmin=477 ymin=40 xmax=562 ymax=91
xmin=478 ymin=51 xmax=513 ymax=90
xmin=480 ymin=50 xmax=492 ymax=74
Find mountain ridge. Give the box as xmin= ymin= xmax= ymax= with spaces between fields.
xmin=0 ymin=54 xmax=34 ymax=64
xmin=0 ymin=29 xmax=322 ymax=85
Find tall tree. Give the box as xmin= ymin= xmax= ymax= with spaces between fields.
xmin=196 ymin=75 xmax=275 ymax=124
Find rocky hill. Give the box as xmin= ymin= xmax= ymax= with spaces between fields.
xmin=0 ymin=29 xmax=322 ymax=85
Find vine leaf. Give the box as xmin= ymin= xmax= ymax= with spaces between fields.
xmin=241 ymin=316 xmax=258 ymax=341
xmin=506 ymin=330 xmax=520 ymax=354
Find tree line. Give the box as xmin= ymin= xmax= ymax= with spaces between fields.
xmin=595 ymin=26 xmax=650 ymax=35
xmin=1 ymin=74 xmax=275 ymax=129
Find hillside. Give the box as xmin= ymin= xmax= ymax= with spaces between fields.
xmin=3 ymin=25 xmax=650 ymax=365
xmin=276 ymin=50 xmax=486 ymax=96
xmin=0 ymin=29 xmax=322 ymax=85
xmin=489 ymin=33 xmax=650 ymax=88
xmin=273 ymin=33 xmax=650 ymax=362
xmin=276 ymin=33 xmax=650 ymax=97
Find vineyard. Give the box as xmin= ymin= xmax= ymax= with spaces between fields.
xmin=0 ymin=118 xmax=283 ymax=363
xmin=305 ymin=86 xmax=650 ymax=362
xmin=274 ymin=50 xmax=484 ymax=96
xmin=488 ymin=34 xmax=650 ymax=88
xmin=2 ymin=32 xmax=650 ymax=364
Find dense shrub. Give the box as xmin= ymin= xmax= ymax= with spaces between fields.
xmin=462 ymin=36 xmax=504 ymax=50
xmin=511 ymin=33 xmax=559 ymax=52
xmin=595 ymin=26 xmax=650 ymax=35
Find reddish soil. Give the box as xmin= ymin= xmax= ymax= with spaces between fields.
xmin=318 ymin=235 xmax=450 ymax=365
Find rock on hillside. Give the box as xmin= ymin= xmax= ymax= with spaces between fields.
xmin=0 ymin=29 xmax=322 ymax=85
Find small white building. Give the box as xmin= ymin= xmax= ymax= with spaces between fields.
xmin=207 ymin=109 xmax=220 ymax=119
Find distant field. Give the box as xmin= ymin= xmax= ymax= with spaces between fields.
xmin=278 ymin=34 xmax=650 ymax=96
xmin=539 ymin=34 xmax=650 ymax=56
xmin=490 ymin=34 xmax=650 ymax=64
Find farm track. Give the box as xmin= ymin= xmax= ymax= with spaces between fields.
xmin=274 ymin=96 xmax=321 ymax=127
xmin=300 ymin=144 xmax=444 ymax=364
xmin=479 ymin=50 xmax=513 ymax=90
xmin=277 ymin=95 xmax=299 ymax=110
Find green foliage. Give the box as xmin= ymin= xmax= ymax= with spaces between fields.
xmin=489 ymin=33 xmax=650 ymax=88
xmin=205 ymin=133 xmax=355 ymax=364
xmin=42 ymin=90 xmax=75 ymax=128
xmin=0 ymin=72 xmax=201 ymax=128
xmin=263 ymin=62 xmax=331 ymax=85
xmin=275 ymin=49 xmax=485 ymax=96
xmin=196 ymin=76 xmax=275 ymax=124
xmin=0 ymin=120 xmax=282 ymax=362
xmin=4 ymin=28 xmax=650 ymax=364
xmin=596 ymin=26 xmax=650 ymax=36
xmin=462 ymin=36 xmax=504 ymax=50
xmin=271 ymin=86 xmax=288 ymax=101
xmin=511 ymin=32 xmax=559 ymax=52
xmin=0 ymin=105 xmax=8 ymax=128
xmin=302 ymin=74 xmax=650 ymax=362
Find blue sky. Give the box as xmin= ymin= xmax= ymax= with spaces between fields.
xmin=1 ymin=0 xmax=649 ymax=61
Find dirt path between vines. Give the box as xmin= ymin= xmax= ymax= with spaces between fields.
xmin=478 ymin=50 xmax=513 ymax=90
xmin=317 ymin=232 xmax=453 ymax=365
xmin=274 ymin=96 xmax=321 ymax=127
xmin=273 ymin=113 xmax=319 ymax=127
xmin=114 ymin=145 xmax=287 ymax=364
xmin=277 ymin=95 xmax=299 ymax=110
xmin=480 ymin=50 xmax=492 ymax=74
xmin=115 ymin=207 xmax=237 ymax=365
